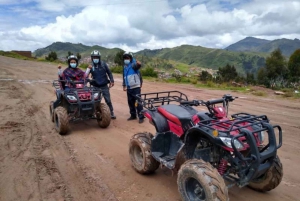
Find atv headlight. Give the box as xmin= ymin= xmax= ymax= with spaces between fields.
xmin=93 ymin=93 xmax=99 ymax=99
xmin=220 ymin=137 xmax=244 ymax=150
xmin=67 ymin=95 xmax=77 ymax=101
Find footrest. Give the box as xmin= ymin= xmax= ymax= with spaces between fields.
xmin=161 ymin=155 xmax=176 ymax=161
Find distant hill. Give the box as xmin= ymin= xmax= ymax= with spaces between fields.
xmin=33 ymin=42 xmax=122 ymax=59
xmin=33 ymin=41 xmax=271 ymax=74
xmin=226 ymin=37 xmax=270 ymax=52
xmin=225 ymin=37 xmax=300 ymax=56
xmin=136 ymin=45 xmax=268 ymax=74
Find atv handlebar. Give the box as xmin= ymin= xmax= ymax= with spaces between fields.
xmin=180 ymin=100 xmax=202 ymax=106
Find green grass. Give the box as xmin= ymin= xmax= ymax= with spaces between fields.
xmin=0 ymin=51 xmax=35 ymax=60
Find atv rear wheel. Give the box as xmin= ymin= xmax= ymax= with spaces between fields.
xmin=129 ymin=132 xmax=159 ymax=174
xmin=248 ymin=156 xmax=283 ymax=192
xmin=177 ymin=159 xmax=228 ymax=201
xmin=49 ymin=101 xmax=54 ymax=122
xmin=54 ymin=106 xmax=69 ymax=135
xmin=96 ymin=103 xmax=111 ymax=128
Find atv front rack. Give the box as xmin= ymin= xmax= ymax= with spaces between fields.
xmin=197 ymin=113 xmax=283 ymax=187
xmin=137 ymin=91 xmax=189 ymax=110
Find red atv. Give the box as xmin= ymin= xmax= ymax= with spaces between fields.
xmin=49 ymin=79 xmax=111 ymax=134
xmin=129 ymin=91 xmax=283 ymax=201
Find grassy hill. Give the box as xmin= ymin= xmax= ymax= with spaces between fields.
xmin=33 ymin=42 xmax=122 ymax=59
xmin=6 ymin=37 xmax=299 ymax=78
xmin=136 ymin=45 xmax=268 ymax=74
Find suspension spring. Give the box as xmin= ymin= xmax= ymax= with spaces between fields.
xmin=218 ymin=158 xmax=228 ymax=175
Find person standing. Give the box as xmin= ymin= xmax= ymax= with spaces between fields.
xmin=87 ymin=50 xmax=116 ymax=119
xmin=122 ymin=52 xmax=144 ymax=123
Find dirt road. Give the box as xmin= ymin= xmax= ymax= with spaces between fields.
xmin=0 ymin=55 xmax=300 ymax=201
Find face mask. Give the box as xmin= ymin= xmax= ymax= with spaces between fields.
xmin=93 ymin=59 xmax=99 ymax=64
xmin=124 ymin=59 xmax=130 ymax=65
xmin=70 ymin=63 xmax=77 ymax=68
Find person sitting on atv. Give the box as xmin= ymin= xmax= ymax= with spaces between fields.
xmin=57 ymin=55 xmax=90 ymax=90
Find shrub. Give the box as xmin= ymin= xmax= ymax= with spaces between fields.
xmin=110 ymin=66 xmax=123 ymax=73
xmin=140 ymin=67 xmax=158 ymax=77
xmin=252 ymin=91 xmax=266 ymax=96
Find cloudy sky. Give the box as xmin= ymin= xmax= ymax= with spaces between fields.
xmin=0 ymin=0 xmax=300 ymax=52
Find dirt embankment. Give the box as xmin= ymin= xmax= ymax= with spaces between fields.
xmin=0 ymin=55 xmax=300 ymax=201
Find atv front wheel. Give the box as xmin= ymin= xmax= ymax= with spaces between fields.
xmin=49 ymin=101 xmax=54 ymax=122
xmin=54 ymin=106 xmax=69 ymax=135
xmin=177 ymin=159 xmax=228 ymax=201
xmin=129 ymin=132 xmax=159 ymax=174
xmin=248 ymin=156 xmax=283 ymax=192
xmin=96 ymin=103 xmax=111 ymax=128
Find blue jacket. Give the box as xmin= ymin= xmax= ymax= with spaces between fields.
xmin=123 ymin=58 xmax=143 ymax=89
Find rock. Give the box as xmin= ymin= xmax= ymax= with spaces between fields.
xmin=274 ymin=91 xmax=285 ymax=95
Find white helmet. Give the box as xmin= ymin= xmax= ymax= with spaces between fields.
xmin=91 ymin=50 xmax=101 ymax=59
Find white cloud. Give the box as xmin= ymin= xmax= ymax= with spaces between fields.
xmin=0 ymin=0 xmax=300 ymax=52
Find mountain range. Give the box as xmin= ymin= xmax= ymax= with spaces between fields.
xmin=225 ymin=37 xmax=300 ymax=56
xmin=32 ymin=37 xmax=300 ymax=74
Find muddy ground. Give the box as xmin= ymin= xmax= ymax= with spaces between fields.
xmin=0 ymin=55 xmax=300 ymax=201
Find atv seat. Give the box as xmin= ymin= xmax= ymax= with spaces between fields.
xmin=157 ymin=105 xmax=196 ymax=126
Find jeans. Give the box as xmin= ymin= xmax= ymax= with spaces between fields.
xmin=99 ymin=85 xmax=114 ymax=115
xmin=127 ymin=87 xmax=144 ymax=119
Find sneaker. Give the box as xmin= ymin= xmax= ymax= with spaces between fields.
xmin=127 ymin=116 xmax=137 ymax=121
xmin=111 ymin=112 xmax=116 ymax=119
xmin=139 ymin=118 xmax=144 ymax=124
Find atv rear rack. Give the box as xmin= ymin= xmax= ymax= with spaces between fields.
xmin=198 ymin=113 xmax=270 ymax=133
xmin=137 ymin=91 xmax=189 ymax=110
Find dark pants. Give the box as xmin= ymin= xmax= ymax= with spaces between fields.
xmin=127 ymin=87 xmax=144 ymax=119
xmin=100 ymin=85 xmax=114 ymax=114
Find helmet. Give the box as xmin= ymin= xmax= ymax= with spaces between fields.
xmin=123 ymin=51 xmax=133 ymax=61
xmin=67 ymin=55 xmax=78 ymax=63
xmin=91 ymin=50 xmax=101 ymax=59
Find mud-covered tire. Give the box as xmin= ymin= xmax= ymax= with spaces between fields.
xmin=49 ymin=101 xmax=54 ymax=122
xmin=54 ymin=106 xmax=69 ymax=135
xmin=96 ymin=103 xmax=111 ymax=128
xmin=177 ymin=159 xmax=229 ymax=201
xmin=248 ymin=156 xmax=283 ymax=192
xmin=129 ymin=132 xmax=159 ymax=174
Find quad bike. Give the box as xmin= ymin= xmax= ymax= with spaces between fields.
xmin=129 ymin=91 xmax=283 ymax=201
xmin=49 ymin=79 xmax=111 ymax=135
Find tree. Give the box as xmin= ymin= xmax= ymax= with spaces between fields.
xmin=76 ymin=52 xmax=81 ymax=61
xmin=246 ymin=72 xmax=256 ymax=85
xmin=199 ymin=70 xmax=212 ymax=82
xmin=265 ymin=48 xmax=288 ymax=80
xmin=45 ymin=51 xmax=57 ymax=61
xmin=114 ymin=50 xmax=125 ymax=66
xmin=288 ymin=49 xmax=300 ymax=82
xmin=257 ymin=67 xmax=268 ymax=86
xmin=217 ymin=64 xmax=238 ymax=82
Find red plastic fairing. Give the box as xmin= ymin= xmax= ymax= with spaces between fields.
xmin=76 ymin=84 xmax=84 ymax=89
xmin=144 ymin=112 xmax=153 ymax=121
xmin=213 ymin=106 xmax=227 ymax=118
xmin=168 ymin=120 xmax=184 ymax=137
xmin=157 ymin=107 xmax=181 ymax=125
xmin=192 ymin=114 xmax=200 ymax=124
